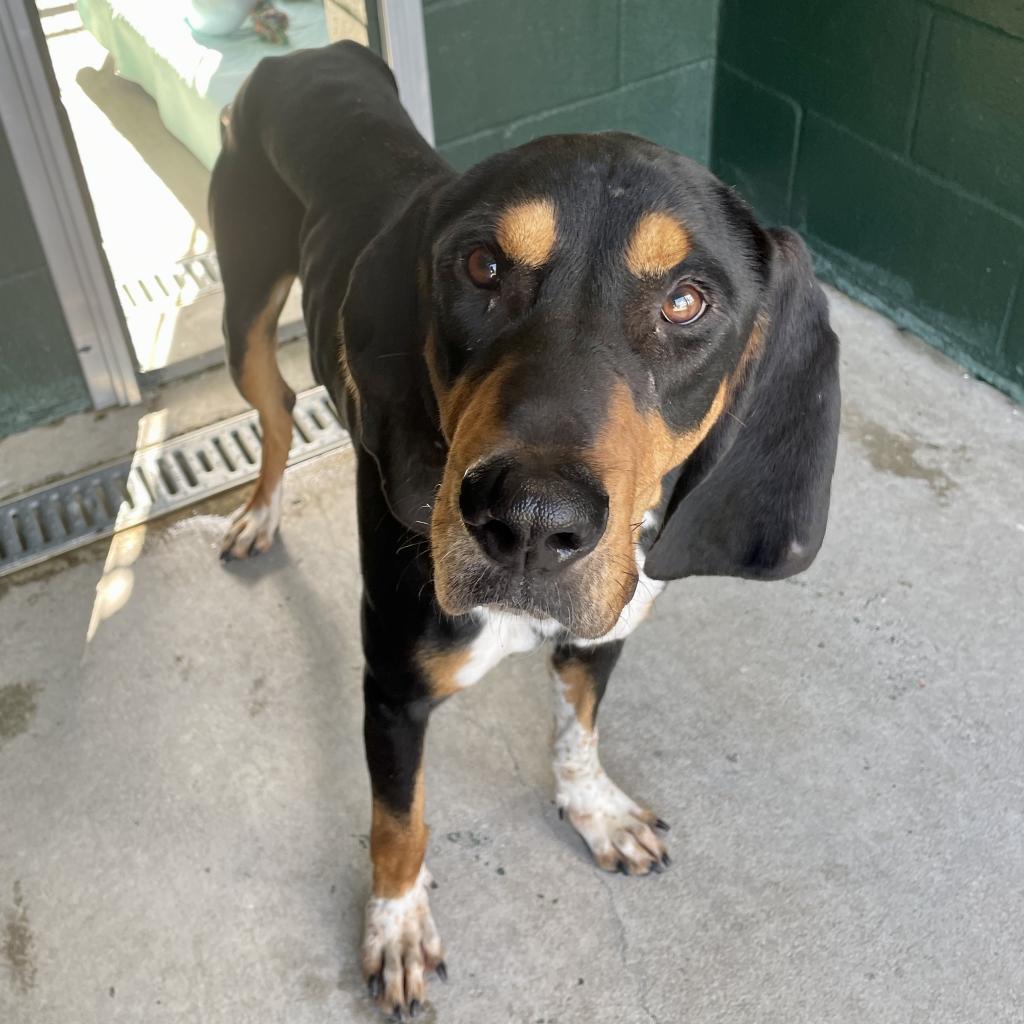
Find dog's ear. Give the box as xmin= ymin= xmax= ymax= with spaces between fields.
xmin=645 ymin=228 xmax=841 ymax=581
xmin=340 ymin=183 xmax=446 ymax=533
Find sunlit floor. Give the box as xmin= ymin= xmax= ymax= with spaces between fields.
xmin=2 ymin=290 xmax=1023 ymax=1023
xmin=40 ymin=3 xmax=211 ymax=279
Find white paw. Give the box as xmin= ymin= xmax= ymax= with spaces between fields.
xmin=362 ymin=867 xmax=446 ymax=1018
xmin=219 ymin=484 xmax=282 ymax=560
xmin=557 ymin=772 xmax=670 ymax=876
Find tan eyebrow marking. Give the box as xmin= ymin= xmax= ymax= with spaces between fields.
xmin=625 ymin=212 xmax=691 ymax=278
xmin=495 ymin=198 xmax=557 ymax=268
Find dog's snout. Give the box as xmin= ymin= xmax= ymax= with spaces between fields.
xmin=459 ymin=457 xmax=608 ymax=574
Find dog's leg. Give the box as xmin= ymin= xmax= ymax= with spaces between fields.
xmin=352 ymin=447 xmax=453 ymax=1018
xmin=551 ymin=640 xmax=670 ymax=875
xmin=218 ymin=275 xmax=296 ymax=560
xmin=361 ymin=665 xmax=446 ymax=1017
xmin=209 ymin=110 xmax=301 ymax=561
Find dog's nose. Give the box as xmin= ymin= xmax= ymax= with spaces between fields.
xmin=459 ymin=457 xmax=608 ymax=574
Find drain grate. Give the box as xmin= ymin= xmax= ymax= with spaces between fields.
xmin=0 ymin=387 xmax=349 ymax=578
xmin=118 ymin=250 xmax=222 ymax=312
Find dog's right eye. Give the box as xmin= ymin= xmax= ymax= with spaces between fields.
xmin=660 ymin=282 xmax=706 ymax=325
xmin=466 ymin=246 xmax=500 ymax=289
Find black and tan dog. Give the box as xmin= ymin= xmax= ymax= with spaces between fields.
xmin=210 ymin=41 xmax=840 ymax=1017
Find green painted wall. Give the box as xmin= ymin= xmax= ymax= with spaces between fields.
xmin=4 ymin=0 xmax=1020 ymax=439
xmin=0 ymin=118 xmax=90 ymax=439
xmin=425 ymin=0 xmax=717 ymax=170
xmin=712 ymin=0 xmax=1024 ymax=402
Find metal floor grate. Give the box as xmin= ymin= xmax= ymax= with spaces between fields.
xmin=118 ymin=250 xmax=222 ymax=312
xmin=0 ymin=387 xmax=350 ymax=578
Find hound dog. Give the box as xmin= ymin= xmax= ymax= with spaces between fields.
xmin=210 ymin=41 xmax=840 ymax=1018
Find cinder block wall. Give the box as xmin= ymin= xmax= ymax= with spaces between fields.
xmin=425 ymin=0 xmax=718 ymax=170
xmin=0 ymin=121 xmax=89 ymax=437
xmin=4 ymin=3 xmax=1021 ymax=438
xmin=712 ymin=0 xmax=1024 ymax=402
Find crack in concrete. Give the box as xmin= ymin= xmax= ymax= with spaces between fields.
xmin=460 ymin=702 xmax=558 ymax=831
xmin=461 ymin=705 xmax=531 ymax=791
xmin=597 ymin=873 xmax=662 ymax=1024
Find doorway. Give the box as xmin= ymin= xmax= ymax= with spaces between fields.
xmin=31 ymin=0 xmax=376 ymax=381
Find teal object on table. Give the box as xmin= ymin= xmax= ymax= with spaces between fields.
xmin=185 ymin=1 xmax=254 ymax=36
xmin=76 ymin=0 xmax=330 ymax=170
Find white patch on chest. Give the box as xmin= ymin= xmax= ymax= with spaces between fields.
xmin=452 ymin=539 xmax=665 ymax=688
xmin=452 ymin=608 xmax=561 ymax=688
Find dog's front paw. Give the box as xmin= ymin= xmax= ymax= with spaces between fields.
xmin=362 ymin=866 xmax=446 ymax=1019
xmin=557 ymin=773 xmax=670 ymax=876
xmin=219 ymin=486 xmax=282 ymax=561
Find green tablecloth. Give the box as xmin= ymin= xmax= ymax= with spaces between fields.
xmin=77 ymin=0 xmax=330 ymax=169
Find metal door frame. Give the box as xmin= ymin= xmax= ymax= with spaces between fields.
xmin=0 ymin=0 xmax=434 ymax=410
xmin=0 ymin=0 xmax=140 ymax=408
xmin=378 ymin=0 xmax=434 ymax=146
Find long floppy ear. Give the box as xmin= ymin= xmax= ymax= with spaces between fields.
xmin=340 ymin=184 xmax=446 ymax=533
xmin=645 ymin=228 xmax=840 ymax=581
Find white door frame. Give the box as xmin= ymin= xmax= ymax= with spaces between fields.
xmin=0 ymin=0 xmax=140 ymax=409
xmin=377 ymin=0 xmax=435 ymax=146
xmin=0 ymin=0 xmax=433 ymax=411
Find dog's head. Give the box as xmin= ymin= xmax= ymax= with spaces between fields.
xmin=340 ymin=133 xmax=840 ymax=638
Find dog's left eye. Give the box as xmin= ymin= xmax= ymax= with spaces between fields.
xmin=466 ymin=246 xmax=500 ymax=289
xmin=661 ymin=282 xmax=706 ymax=325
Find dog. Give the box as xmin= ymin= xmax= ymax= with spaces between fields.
xmin=209 ymin=40 xmax=840 ymax=1018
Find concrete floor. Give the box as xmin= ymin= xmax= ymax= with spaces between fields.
xmin=1 ymin=288 xmax=1023 ymax=1023
xmin=0 ymin=336 xmax=316 ymax=505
